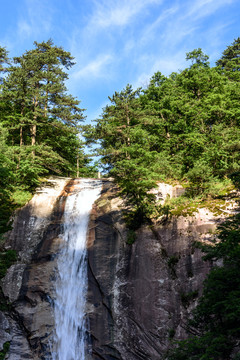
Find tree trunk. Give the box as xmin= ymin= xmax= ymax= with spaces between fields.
xmin=20 ymin=126 xmax=23 ymax=146
xmin=31 ymin=123 xmax=36 ymax=157
xmin=31 ymin=124 xmax=36 ymax=145
xmin=17 ymin=125 xmax=24 ymax=170
xmin=160 ymin=112 xmax=170 ymax=139
xmin=126 ymin=104 xmax=131 ymax=160
xmin=20 ymin=104 xmax=25 ymax=146
xmin=31 ymin=92 xmax=38 ymax=157
xmin=126 ymin=105 xmax=131 ymax=147
xmin=44 ymin=85 xmax=49 ymax=118
xmin=76 ymin=153 xmax=79 ymax=178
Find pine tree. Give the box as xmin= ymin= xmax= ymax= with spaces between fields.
xmin=216 ymin=37 xmax=240 ymax=81
xmin=90 ymin=85 xmax=160 ymax=227
xmin=1 ymin=40 xmax=85 ymax=185
xmin=10 ymin=39 xmax=84 ymax=152
xmin=0 ymin=46 xmax=10 ymax=82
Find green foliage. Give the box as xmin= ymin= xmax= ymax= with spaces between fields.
xmin=11 ymin=190 xmax=32 ymax=207
xmin=89 ymin=84 xmax=162 ymax=228
xmin=168 ymin=329 xmax=176 ymax=340
xmin=0 ymin=126 xmax=15 ymax=239
xmin=0 ymin=250 xmax=17 ymax=278
xmin=0 ymin=40 xmax=89 ymax=189
xmin=167 ymin=334 xmax=232 ymax=360
xmin=0 ymin=342 xmax=10 ymax=360
xmin=186 ymin=160 xmax=213 ymax=195
xmin=126 ymin=229 xmax=136 ymax=245
xmin=167 ymin=255 xmax=180 ymax=278
xmin=77 ymin=160 xmax=99 ymax=178
xmin=114 ymin=159 xmax=159 ymax=228
xmin=216 ymin=37 xmax=240 ymax=81
xmin=186 ymin=48 xmax=210 ymax=68
xmin=163 ymin=177 xmax=235 ymax=218
xmin=180 ymin=290 xmax=198 ymax=308
xmin=88 ymin=39 xmax=240 ymax=229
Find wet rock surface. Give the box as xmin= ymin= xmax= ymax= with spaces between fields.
xmin=87 ymin=182 xmax=124 ymax=360
xmin=1 ymin=177 xmax=69 ymax=359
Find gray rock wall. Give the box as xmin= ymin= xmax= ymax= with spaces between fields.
xmin=87 ymin=181 xmax=218 ymax=360
xmin=1 ymin=177 xmax=70 ymax=359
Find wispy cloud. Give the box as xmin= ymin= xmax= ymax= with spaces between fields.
xmin=17 ymin=0 xmax=53 ymax=41
xmin=68 ymin=0 xmax=238 ymax=95
xmin=89 ymin=0 xmax=163 ymax=29
xmin=122 ymin=4 xmax=178 ymax=54
xmin=72 ymin=54 xmax=113 ymax=80
xmin=185 ymin=0 xmax=234 ymax=19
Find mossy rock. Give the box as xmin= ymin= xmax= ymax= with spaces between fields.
xmin=95 ymin=198 xmax=111 ymax=213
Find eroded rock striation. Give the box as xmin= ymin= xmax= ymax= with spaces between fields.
xmin=0 ymin=178 xmax=233 ymax=359
xmin=1 ymin=177 xmax=70 ymax=359
xmin=87 ymin=181 xmax=225 ymax=360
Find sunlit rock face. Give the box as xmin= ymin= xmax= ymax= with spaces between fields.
xmin=87 ymin=181 xmax=220 ymax=360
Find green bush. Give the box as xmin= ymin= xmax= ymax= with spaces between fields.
xmin=11 ymin=189 xmax=32 ymax=207
xmin=126 ymin=229 xmax=136 ymax=245
xmin=0 ymin=250 xmax=17 ymax=279
xmin=0 ymin=342 xmax=10 ymax=360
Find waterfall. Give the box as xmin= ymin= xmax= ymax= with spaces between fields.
xmin=52 ymin=179 xmax=102 ymax=360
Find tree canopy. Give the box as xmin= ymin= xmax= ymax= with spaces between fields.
xmin=87 ymin=38 xmax=240 ymax=227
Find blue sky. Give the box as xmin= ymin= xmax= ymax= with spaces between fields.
xmin=1 ymin=0 xmax=239 ymax=123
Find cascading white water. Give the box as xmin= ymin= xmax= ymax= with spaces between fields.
xmin=52 ymin=179 xmax=102 ymax=360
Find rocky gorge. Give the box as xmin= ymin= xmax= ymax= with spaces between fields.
xmin=0 ymin=177 xmax=236 ymax=359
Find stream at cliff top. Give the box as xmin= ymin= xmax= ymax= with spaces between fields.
xmin=52 ymin=179 xmax=102 ymax=360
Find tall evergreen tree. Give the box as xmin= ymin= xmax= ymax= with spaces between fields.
xmin=0 ymin=46 xmax=9 ymax=82
xmin=1 ymin=40 xmax=85 ymax=185
xmin=9 ymin=39 xmax=83 ymax=150
xmin=89 ymin=85 xmax=160 ymax=227
xmin=216 ymin=37 xmax=240 ymax=81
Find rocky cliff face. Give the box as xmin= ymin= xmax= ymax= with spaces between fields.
xmin=1 ymin=177 xmax=70 ymax=359
xmin=87 ymin=181 xmax=223 ymax=360
xmin=0 ymin=178 xmax=230 ymax=359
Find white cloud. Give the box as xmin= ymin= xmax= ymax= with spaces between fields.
xmin=68 ymin=0 xmax=238 ymax=92
xmin=184 ymin=0 xmax=234 ymax=20
xmin=72 ymin=54 xmax=113 ymax=80
xmin=89 ymin=0 xmax=163 ymax=29
xmin=140 ymin=4 xmax=179 ymax=44
xmin=17 ymin=20 xmax=32 ymax=39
